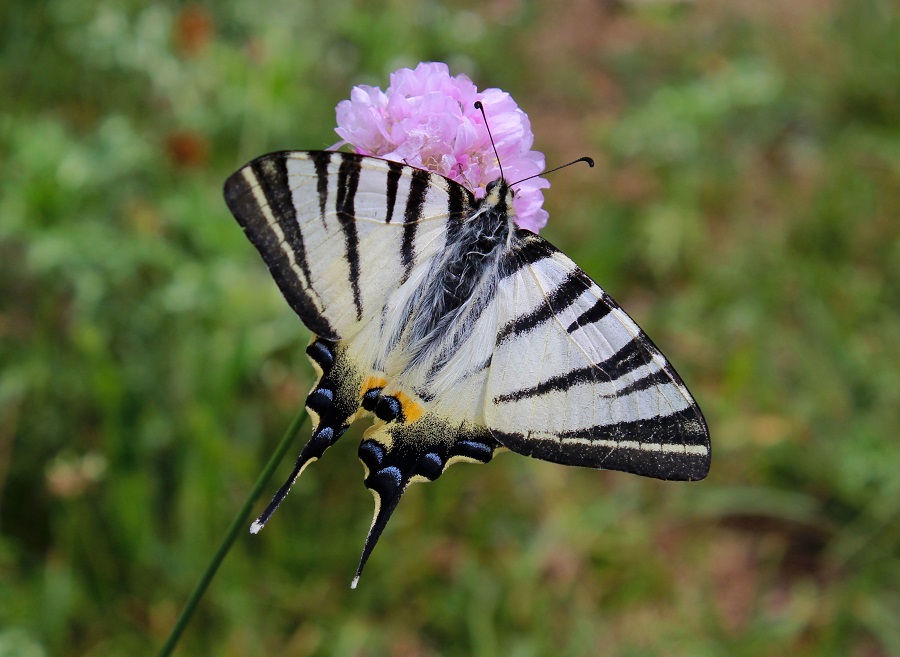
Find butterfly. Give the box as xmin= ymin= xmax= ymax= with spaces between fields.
xmin=224 ymin=150 xmax=710 ymax=587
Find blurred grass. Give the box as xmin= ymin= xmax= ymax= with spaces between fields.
xmin=1 ymin=0 xmax=898 ymax=656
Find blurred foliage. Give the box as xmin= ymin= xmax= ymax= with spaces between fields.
xmin=1 ymin=0 xmax=899 ymax=655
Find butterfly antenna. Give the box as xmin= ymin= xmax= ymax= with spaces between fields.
xmin=510 ymin=157 xmax=594 ymax=187
xmin=474 ymin=100 xmax=504 ymax=181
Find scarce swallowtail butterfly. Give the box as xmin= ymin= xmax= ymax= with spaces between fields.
xmin=224 ymin=147 xmax=710 ymax=588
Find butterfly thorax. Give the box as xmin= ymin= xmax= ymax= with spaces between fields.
xmin=436 ymin=178 xmax=513 ymax=304
xmin=391 ymin=178 xmax=514 ymax=378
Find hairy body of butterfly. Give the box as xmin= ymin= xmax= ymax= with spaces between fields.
xmin=224 ymin=150 xmax=710 ymax=587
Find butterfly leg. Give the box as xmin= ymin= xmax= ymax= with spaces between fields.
xmin=251 ymin=336 xmax=364 ymax=533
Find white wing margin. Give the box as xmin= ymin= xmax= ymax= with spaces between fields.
xmin=485 ymin=232 xmax=710 ymax=481
xmin=223 ymin=151 xmax=474 ymax=341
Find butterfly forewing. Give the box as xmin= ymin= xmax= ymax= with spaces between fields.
xmin=223 ymin=151 xmax=473 ymax=341
xmin=484 ymin=232 xmax=710 ymax=481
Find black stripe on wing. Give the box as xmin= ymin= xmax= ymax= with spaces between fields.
xmin=223 ymin=152 xmax=339 ymax=340
xmin=498 ymin=230 xmax=557 ymax=280
xmin=336 ymin=153 xmax=364 ymax=321
xmin=493 ymin=335 xmax=661 ymax=404
xmin=492 ymin=404 xmax=710 ymax=481
xmin=612 ymin=367 xmax=677 ymax=397
xmin=495 ymin=231 xmax=596 ymax=347
xmin=400 ymin=168 xmax=431 ymax=283
xmin=493 ymin=363 xmax=599 ymax=404
xmin=384 ymin=160 xmax=403 ymax=224
xmin=496 ymin=268 xmax=594 ymax=346
xmin=309 ymin=151 xmax=331 ymax=227
xmin=445 ymin=177 xmax=468 ymax=237
xmin=566 ymin=296 xmax=613 ymax=333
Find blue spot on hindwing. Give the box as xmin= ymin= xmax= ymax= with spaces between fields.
xmin=362 ymin=387 xmax=382 ymax=412
xmin=376 ymin=466 xmax=403 ymax=488
xmin=457 ymin=440 xmax=492 ymax=460
xmin=375 ymin=396 xmax=402 ymax=422
xmin=414 ymin=451 xmax=445 ymax=481
xmin=309 ymin=426 xmax=335 ymax=452
xmin=306 ymin=388 xmax=334 ymax=413
xmin=306 ymin=341 xmax=334 ymax=368
xmin=359 ymin=440 xmax=384 ymax=464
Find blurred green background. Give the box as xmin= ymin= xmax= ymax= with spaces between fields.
xmin=2 ymin=0 xmax=899 ymax=655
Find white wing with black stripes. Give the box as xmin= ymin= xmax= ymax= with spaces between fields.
xmin=485 ymin=232 xmax=709 ymax=481
xmin=223 ymin=150 xmax=710 ymax=588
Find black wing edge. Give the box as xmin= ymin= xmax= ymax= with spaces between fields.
xmin=223 ymin=151 xmax=340 ymax=340
xmin=491 ymin=404 xmax=710 ymax=482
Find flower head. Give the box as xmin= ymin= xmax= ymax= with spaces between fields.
xmin=334 ymin=62 xmax=550 ymax=232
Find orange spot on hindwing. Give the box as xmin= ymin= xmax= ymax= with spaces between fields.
xmin=394 ymin=391 xmax=424 ymax=424
xmin=362 ymin=375 xmax=388 ymax=394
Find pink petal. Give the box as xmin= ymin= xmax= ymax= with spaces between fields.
xmin=334 ymin=62 xmax=551 ymax=231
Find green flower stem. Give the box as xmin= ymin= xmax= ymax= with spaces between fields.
xmin=156 ymin=407 xmax=308 ymax=657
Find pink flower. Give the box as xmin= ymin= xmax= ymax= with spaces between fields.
xmin=334 ymin=62 xmax=550 ymax=232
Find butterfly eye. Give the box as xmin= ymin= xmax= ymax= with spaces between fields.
xmin=485 ymin=180 xmax=497 ymax=195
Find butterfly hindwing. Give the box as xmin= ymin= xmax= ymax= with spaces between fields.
xmin=485 ymin=231 xmax=710 ymax=481
xmin=353 ymin=402 xmax=504 ymax=586
xmin=250 ymin=336 xmax=368 ymax=532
